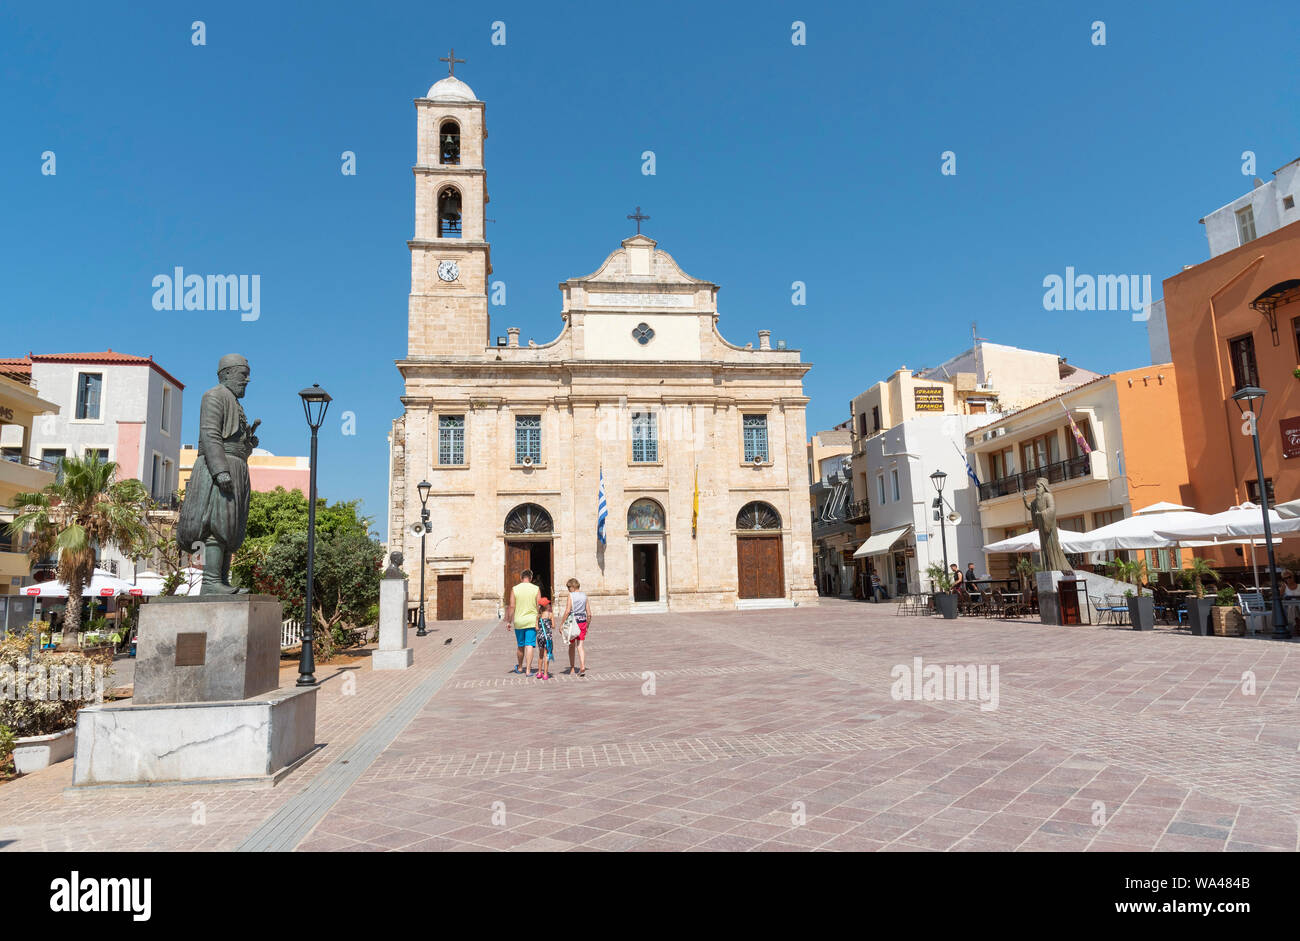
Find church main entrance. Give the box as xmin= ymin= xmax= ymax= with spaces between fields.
xmin=503 ymin=503 xmax=554 ymax=601
xmin=632 ymin=543 xmax=659 ymax=602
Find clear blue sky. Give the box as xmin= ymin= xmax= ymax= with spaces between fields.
xmin=2 ymin=1 xmax=1297 ymax=539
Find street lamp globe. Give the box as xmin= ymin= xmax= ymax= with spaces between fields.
xmin=930 ymin=469 xmax=947 ymax=493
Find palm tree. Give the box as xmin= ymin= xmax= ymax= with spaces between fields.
xmin=1181 ymin=556 xmax=1220 ymax=599
xmin=7 ymin=455 xmax=149 ymax=636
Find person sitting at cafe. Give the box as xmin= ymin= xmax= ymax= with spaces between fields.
xmin=1282 ymin=570 xmax=1300 ymax=625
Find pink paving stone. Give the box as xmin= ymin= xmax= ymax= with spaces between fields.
xmin=5 ymin=601 xmax=1300 ymax=853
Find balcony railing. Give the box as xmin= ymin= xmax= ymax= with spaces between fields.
xmin=845 ymin=499 xmax=872 ymax=523
xmin=978 ymin=454 xmax=1091 ymax=501
xmin=149 ymin=491 xmax=182 ymax=511
xmin=1 ymin=454 xmax=57 ymax=472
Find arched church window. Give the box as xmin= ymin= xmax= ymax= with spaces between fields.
xmin=736 ymin=501 xmax=781 ymax=531
xmin=504 ymin=503 xmax=553 ymax=534
xmin=627 ymin=498 xmax=665 ymax=532
xmin=438 ymin=186 xmax=462 ymax=238
xmin=439 ymin=121 xmax=460 ymax=165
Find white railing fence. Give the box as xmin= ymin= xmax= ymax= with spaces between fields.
xmin=281 ymin=619 xmax=303 ymax=649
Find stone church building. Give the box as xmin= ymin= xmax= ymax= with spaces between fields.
xmin=388 ymin=68 xmax=816 ymax=620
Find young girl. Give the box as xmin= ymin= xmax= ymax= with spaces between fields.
xmin=535 ymin=597 xmax=555 ymax=680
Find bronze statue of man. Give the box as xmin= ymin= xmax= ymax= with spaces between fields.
xmin=1023 ymin=477 xmax=1071 ymax=572
xmin=178 ymin=354 xmax=260 ymax=594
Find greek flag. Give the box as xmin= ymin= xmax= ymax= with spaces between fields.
xmin=596 ymin=466 xmax=607 ymax=546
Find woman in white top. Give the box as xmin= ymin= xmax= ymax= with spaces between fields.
xmin=557 ymin=577 xmax=594 ymax=677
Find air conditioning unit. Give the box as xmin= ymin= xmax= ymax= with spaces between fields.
xmin=982 ymin=427 xmax=1006 ymax=441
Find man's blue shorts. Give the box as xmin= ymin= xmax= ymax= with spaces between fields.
xmin=514 ymin=627 xmax=537 ymax=648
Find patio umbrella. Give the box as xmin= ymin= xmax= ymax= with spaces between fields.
xmin=981 ymin=529 xmax=1090 ymax=554
xmin=131 ymin=567 xmax=203 ymax=597
xmin=1068 ymin=509 xmax=1213 ymax=554
xmin=1153 ymin=503 xmax=1300 ymax=589
xmin=1151 ymin=503 xmax=1300 ymax=541
xmin=23 ymin=568 xmax=138 ymax=598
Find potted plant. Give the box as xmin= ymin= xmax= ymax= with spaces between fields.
xmin=1014 ymin=556 xmax=1037 ymax=593
xmin=1110 ymin=558 xmax=1155 ymax=630
xmin=1181 ymin=557 xmax=1219 ymax=636
xmin=1211 ymin=586 xmax=1246 ymax=636
xmin=926 ymin=562 xmax=958 ymax=619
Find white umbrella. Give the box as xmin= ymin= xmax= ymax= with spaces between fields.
xmin=23 ymin=567 xmax=138 ymax=598
xmin=982 ymin=529 xmax=1090 ymax=554
xmin=131 ymin=567 xmax=203 ymax=597
xmin=1152 ymin=503 xmax=1300 ymax=541
xmin=1154 ymin=503 xmax=1300 ymax=589
xmin=1069 ymin=510 xmax=1213 ymax=554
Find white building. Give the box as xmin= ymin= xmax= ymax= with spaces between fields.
xmin=853 ymin=413 xmax=992 ymax=596
xmin=0 ymin=351 xmax=185 ymax=578
xmin=1200 ymin=157 xmax=1300 ymax=258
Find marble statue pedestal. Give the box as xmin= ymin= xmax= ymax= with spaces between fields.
xmin=1036 ymin=570 xmax=1071 ymax=625
xmin=70 ymin=686 xmax=317 ymax=789
xmin=69 ymin=593 xmax=318 ymax=788
xmin=132 ymin=595 xmax=283 ymax=704
xmin=372 ymin=573 xmax=413 ymax=671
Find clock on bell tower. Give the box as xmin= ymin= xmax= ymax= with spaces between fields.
xmin=407 ymin=51 xmax=491 ymax=357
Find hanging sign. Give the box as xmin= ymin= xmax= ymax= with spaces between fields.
xmin=1281 ymin=416 xmax=1300 ymax=459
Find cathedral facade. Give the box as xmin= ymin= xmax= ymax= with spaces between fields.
xmin=388 ymin=69 xmax=816 ymax=619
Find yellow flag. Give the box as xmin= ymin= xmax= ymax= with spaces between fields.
xmin=692 ymin=465 xmax=699 ymax=536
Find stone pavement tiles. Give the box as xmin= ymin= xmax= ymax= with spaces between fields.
xmin=297 ymin=601 xmax=1300 ymax=852
xmin=0 ymin=623 xmax=486 ymax=852
xmin=3 ymin=601 xmax=1298 ymax=852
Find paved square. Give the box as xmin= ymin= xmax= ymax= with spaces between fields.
xmin=3 ymin=600 xmax=1297 ymax=852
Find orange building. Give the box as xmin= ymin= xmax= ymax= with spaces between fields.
xmin=1162 ymin=218 xmax=1300 ymax=544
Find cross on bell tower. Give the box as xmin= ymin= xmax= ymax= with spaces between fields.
xmin=627 ymin=206 xmax=650 ymax=235
xmin=439 ymin=47 xmax=465 ymax=77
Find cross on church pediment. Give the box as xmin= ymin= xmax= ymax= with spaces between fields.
xmin=627 ymin=206 xmax=650 ymax=235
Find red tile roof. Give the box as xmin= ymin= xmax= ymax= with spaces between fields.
xmin=18 ymin=351 xmax=185 ymax=389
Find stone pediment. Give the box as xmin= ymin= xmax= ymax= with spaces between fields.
xmin=563 ymin=235 xmax=713 ymax=288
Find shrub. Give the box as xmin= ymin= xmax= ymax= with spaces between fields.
xmin=0 ymin=723 xmax=14 ymax=769
xmin=0 ymin=635 xmax=110 ymax=739
xmin=1215 ymin=587 xmax=1238 ymax=607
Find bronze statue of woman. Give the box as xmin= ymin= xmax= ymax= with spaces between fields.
xmin=1023 ymin=478 xmax=1071 ymax=572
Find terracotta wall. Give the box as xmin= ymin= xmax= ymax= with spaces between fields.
xmin=1110 ymin=365 xmax=1193 ymax=510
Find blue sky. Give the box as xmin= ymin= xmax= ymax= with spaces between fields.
xmin=2 ymin=1 xmax=1297 ymax=539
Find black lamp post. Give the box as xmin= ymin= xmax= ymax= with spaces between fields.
xmin=298 ymin=383 xmax=331 ymax=686
xmin=930 ymin=469 xmax=949 ymax=573
xmin=415 ymin=479 xmax=432 ymax=637
xmin=1231 ymin=385 xmax=1291 ymax=639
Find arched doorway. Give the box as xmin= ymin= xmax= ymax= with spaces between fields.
xmin=503 ymin=503 xmax=553 ymax=600
xmin=627 ymin=498 xmax=666 ymax=605
xmin=736 ymin=501 xmax=784 ymax=599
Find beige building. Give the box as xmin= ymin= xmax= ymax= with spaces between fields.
xmin=0 ymin=373 xmax=59 ymax=597
xmin=178 ymin=447 xmax=310 ymax=496
xmin=969 ymin=365 xmax=1191 ymax=580
xmin=388 ymin=71 xmax=816 ymax=620
xmin=845 ymin=341 xmax=1101 ymax=592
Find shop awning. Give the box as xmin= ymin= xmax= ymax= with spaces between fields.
xmin=852 ymin=525 xmax=912 ymax=559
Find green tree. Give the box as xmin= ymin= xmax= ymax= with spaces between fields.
xmin=231 ymin=488 xmax=382 ymax=658
xmin=7 ymin=455 xmax=148 ymax=635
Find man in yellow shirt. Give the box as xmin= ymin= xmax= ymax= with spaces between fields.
xmin=503 ymin=568 xmax=541 ymax=675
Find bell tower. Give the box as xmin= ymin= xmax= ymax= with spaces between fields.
xmin=408 ymin=51 xmax=491 ymax=357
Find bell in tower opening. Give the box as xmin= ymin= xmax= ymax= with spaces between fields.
xmin=438 ymin=186 xmax=462 ymax=238
xmin=439 ymin=121 xmax=460 ymax=165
